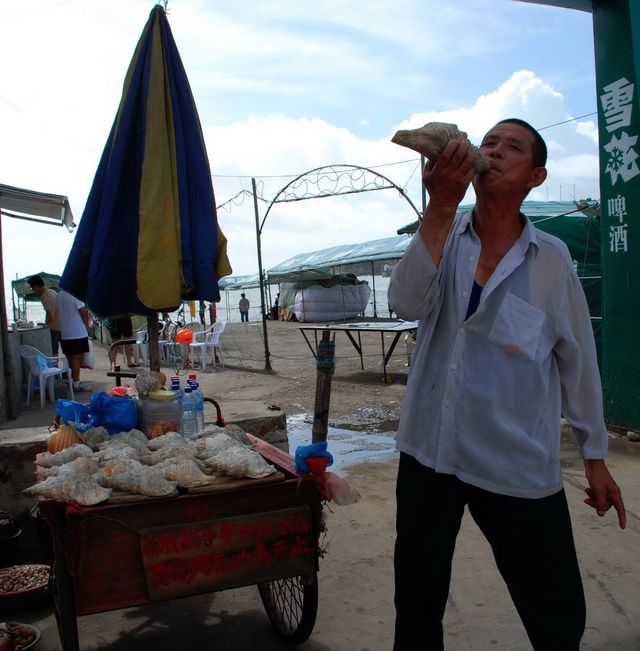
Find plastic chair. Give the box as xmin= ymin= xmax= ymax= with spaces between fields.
xmin=133 ymin=328 xmax=148 ymax=365
xmin=188 ymin=324 xmax=216 ymax=370
xmin=136 ymin=320 xmax=169 ymax=366
xmin=205 ymin=321 xmax=226 ymax=369
xmin=19 ymin=344 xmax=74 ymax=409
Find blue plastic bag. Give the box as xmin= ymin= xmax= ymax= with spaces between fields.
xmin=294 ymin=441 xmax=334 ymax=473
xmin=55 ymin=391 xmax=138 ymax=435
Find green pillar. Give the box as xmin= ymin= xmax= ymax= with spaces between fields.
xmin=593 ymin=0 xmax=640 ymax=429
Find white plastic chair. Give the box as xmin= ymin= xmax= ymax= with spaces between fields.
xmin=133 ymin=328 xmax=148 ymax=365
xmin=19 ymin=344 xmax=74 ymax=409
xmin=205 ymin=321 xmax=226 ymax=369
xmin=188 ymin=324 xmax=216 ymax=370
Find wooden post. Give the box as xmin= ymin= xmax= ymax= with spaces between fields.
xmin=312 ymin=330 xmax=335 ymax=444
xmin=147 ymin=314 xmax=160 ymax=372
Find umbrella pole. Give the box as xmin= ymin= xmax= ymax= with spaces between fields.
xmin=147 ymin=314 xmax=160 ymax=372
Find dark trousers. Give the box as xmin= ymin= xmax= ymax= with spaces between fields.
xmin=240 ymin=310 xmax=248 ymax=322
xmin=394 ymin=453 xmax=585 ymax=651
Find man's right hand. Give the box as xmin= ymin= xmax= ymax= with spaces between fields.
xmin=418 ymin=138 xmax=476 ymax=265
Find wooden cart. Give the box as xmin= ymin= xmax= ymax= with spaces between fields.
xmin=38 ymin=438 xmax=324 ymax=650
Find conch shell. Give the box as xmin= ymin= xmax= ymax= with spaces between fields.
xmin=134 ymin=370 xmax=166 ymax=397
xmin=24 ymin=473 xmax=112 ymax=505
xmin=47 ymin=423 xmax=82 ymax=453
xmin=391 ymin=122 xmax=491 ymax=173
xmin=204 ymin=446 xmax=277 ymax=479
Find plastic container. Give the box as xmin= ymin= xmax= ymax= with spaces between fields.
xmin=141 ymin=390 xmax=180 ymax=439
xmin=180 ymin=388 xmax=198 ymax=440
xmin=170 ymin=378 xmax=183 ymax=407
xmin=188 ymin=381 xmax=205 ymax=434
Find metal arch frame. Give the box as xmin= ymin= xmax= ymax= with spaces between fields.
xmin=252 ymin=164 xmax=423 ymax=371
xmin=259 ymin=163 xmax=422 ymax=235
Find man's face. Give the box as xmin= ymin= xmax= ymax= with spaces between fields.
xmin=30 ymin=284 xmax=44 ymax=296
xmin=473 ymin=122 xmax=546 ymax=196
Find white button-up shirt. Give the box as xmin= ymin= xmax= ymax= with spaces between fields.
xmin=389 ymin=210 xmax=607 ymax=498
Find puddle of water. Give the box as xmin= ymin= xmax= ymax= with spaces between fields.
xmin=286 ymin=412 xmax=398 ymax=473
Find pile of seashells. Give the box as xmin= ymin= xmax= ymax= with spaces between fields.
xmin=24 ymin=425 xmax=277 ymax=506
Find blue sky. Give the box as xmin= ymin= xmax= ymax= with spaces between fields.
xmin=0 ymin=0 xmax=599 ymax=297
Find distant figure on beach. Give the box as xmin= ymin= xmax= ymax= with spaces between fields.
xmin=209 ymin=301 xmax=217 ymax=324
xmin=28 ymin=275 xmax=61 ymax=355
xmin=270 ymin=293 xmax=280 ymax=320
xmin=389 ymin=118 xmax=625 ymax=650
xmin=239 ymin=293 xmax=250 ymax=322
xmin=57 ymin=290 xmax=91 ymax=392
xmin=104 ymin=316 xmax=137 ymax=368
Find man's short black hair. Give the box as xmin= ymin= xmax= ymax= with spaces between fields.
xmin=27 ymin=275 xmax=45 ymax=288
xmin=496 ymin=118 xmax=547 ymax=168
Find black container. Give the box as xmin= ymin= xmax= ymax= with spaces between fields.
xmin=0 ymin=509 xmax=22 ymax=568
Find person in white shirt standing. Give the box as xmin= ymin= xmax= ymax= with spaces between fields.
xmin=389 ymin=118 xmax=626 ymax=651
xmin=56 ymin=290 xmax=90 ymax=392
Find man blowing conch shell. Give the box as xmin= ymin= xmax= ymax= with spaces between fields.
xmin=388 ymin=118 xmax=625 ymax=651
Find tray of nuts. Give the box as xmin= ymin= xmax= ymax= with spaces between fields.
xmin=0 ymin=621 xmax=40 ymax=650
xmin=0 ymin=565 xmax=50 ymax=611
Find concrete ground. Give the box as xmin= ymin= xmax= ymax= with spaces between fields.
xmin=2 ymin=323 xmax=639 ymax=649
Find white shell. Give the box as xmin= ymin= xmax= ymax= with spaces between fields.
xmin=156 ymin=457 xmax=215 ymax=487
xmin=37 ymin=444 xmax=94 ymax=468
xmin=147 ymin=431 xmax=185 ymax=451
xmin=24 ymin=473 xmax=112 ymax=505
xmin=204 ymin=446 xmax=276 ymax=479
xmin=391 ymin=122 xmax=491 ymax=173
xmin=36 ymin=456 xmax=99 ymax=478
xmin=99 ymin=458 xmax=177 ymax=496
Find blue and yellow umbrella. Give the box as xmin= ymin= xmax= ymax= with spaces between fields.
xmin=61 ymin=4 xmax=231 ymax=318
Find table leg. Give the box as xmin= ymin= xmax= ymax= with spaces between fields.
xmin=48 ymin=508 xmax=80 ymax=651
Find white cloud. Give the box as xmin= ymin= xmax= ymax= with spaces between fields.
xmin=0 ymin=1 xmax=602 ymax=305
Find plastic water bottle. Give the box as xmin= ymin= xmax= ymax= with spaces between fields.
xmin=171 ymin=378 xmax=183 ymax=408
xmin=190 ymin=382 xmax=205 ymax=433
xmin=180 ymin=387 xmax=197 ymax=440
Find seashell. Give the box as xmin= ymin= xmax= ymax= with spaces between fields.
xmin=24 ymin=473 xmax=112 ymax=505
xmin=134 ymin=370 xmax=166 ymax=397
xmin=191 ymin=425 xmax=226 ymax=440
xmin=223 ymin=424 xmax=252 ymax=446
xmin=92 ymin=445 xmax=141 ymax=464
xmin=96 ymin=432 xmax=150 ymax=455
xmin=204 ymin=446 xmax=276 ymax=479
xmin=146 ymin=431 xmax=185 ymax=451
xmin=140 ymin=444 xmax=197 ymax=466
xmin=37 ymin=456 xmax=99 ymax=478
xmin=99 ymin=458 xmax=177 ymax=496
xmin=156 ymin=457 xmax=215 ymax=487
xmin=81 ymin=426 xmax=111 ymax=450
xmin=37 ymin=444 xmax=94 ymax=468
xmin=391 ymin=122 xmax=491 ymax=174
xmin=47 ymin=423 xmax=82 ymax=454
xmin=194 ymin=433 xmax=242 ymax=460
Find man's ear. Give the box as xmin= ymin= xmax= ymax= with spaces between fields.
xmin=528 ymin=167 xmax=547 ymax=190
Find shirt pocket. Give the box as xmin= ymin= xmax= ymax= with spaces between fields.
xmin=488 ymin=292 xmax=545 ymax=361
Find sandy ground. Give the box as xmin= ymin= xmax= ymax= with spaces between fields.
xmin=3 ymin=320 xmax=640 ymax=650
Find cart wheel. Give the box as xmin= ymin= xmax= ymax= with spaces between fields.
xmin=257 ymin=572 xmax=318 ymax=644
